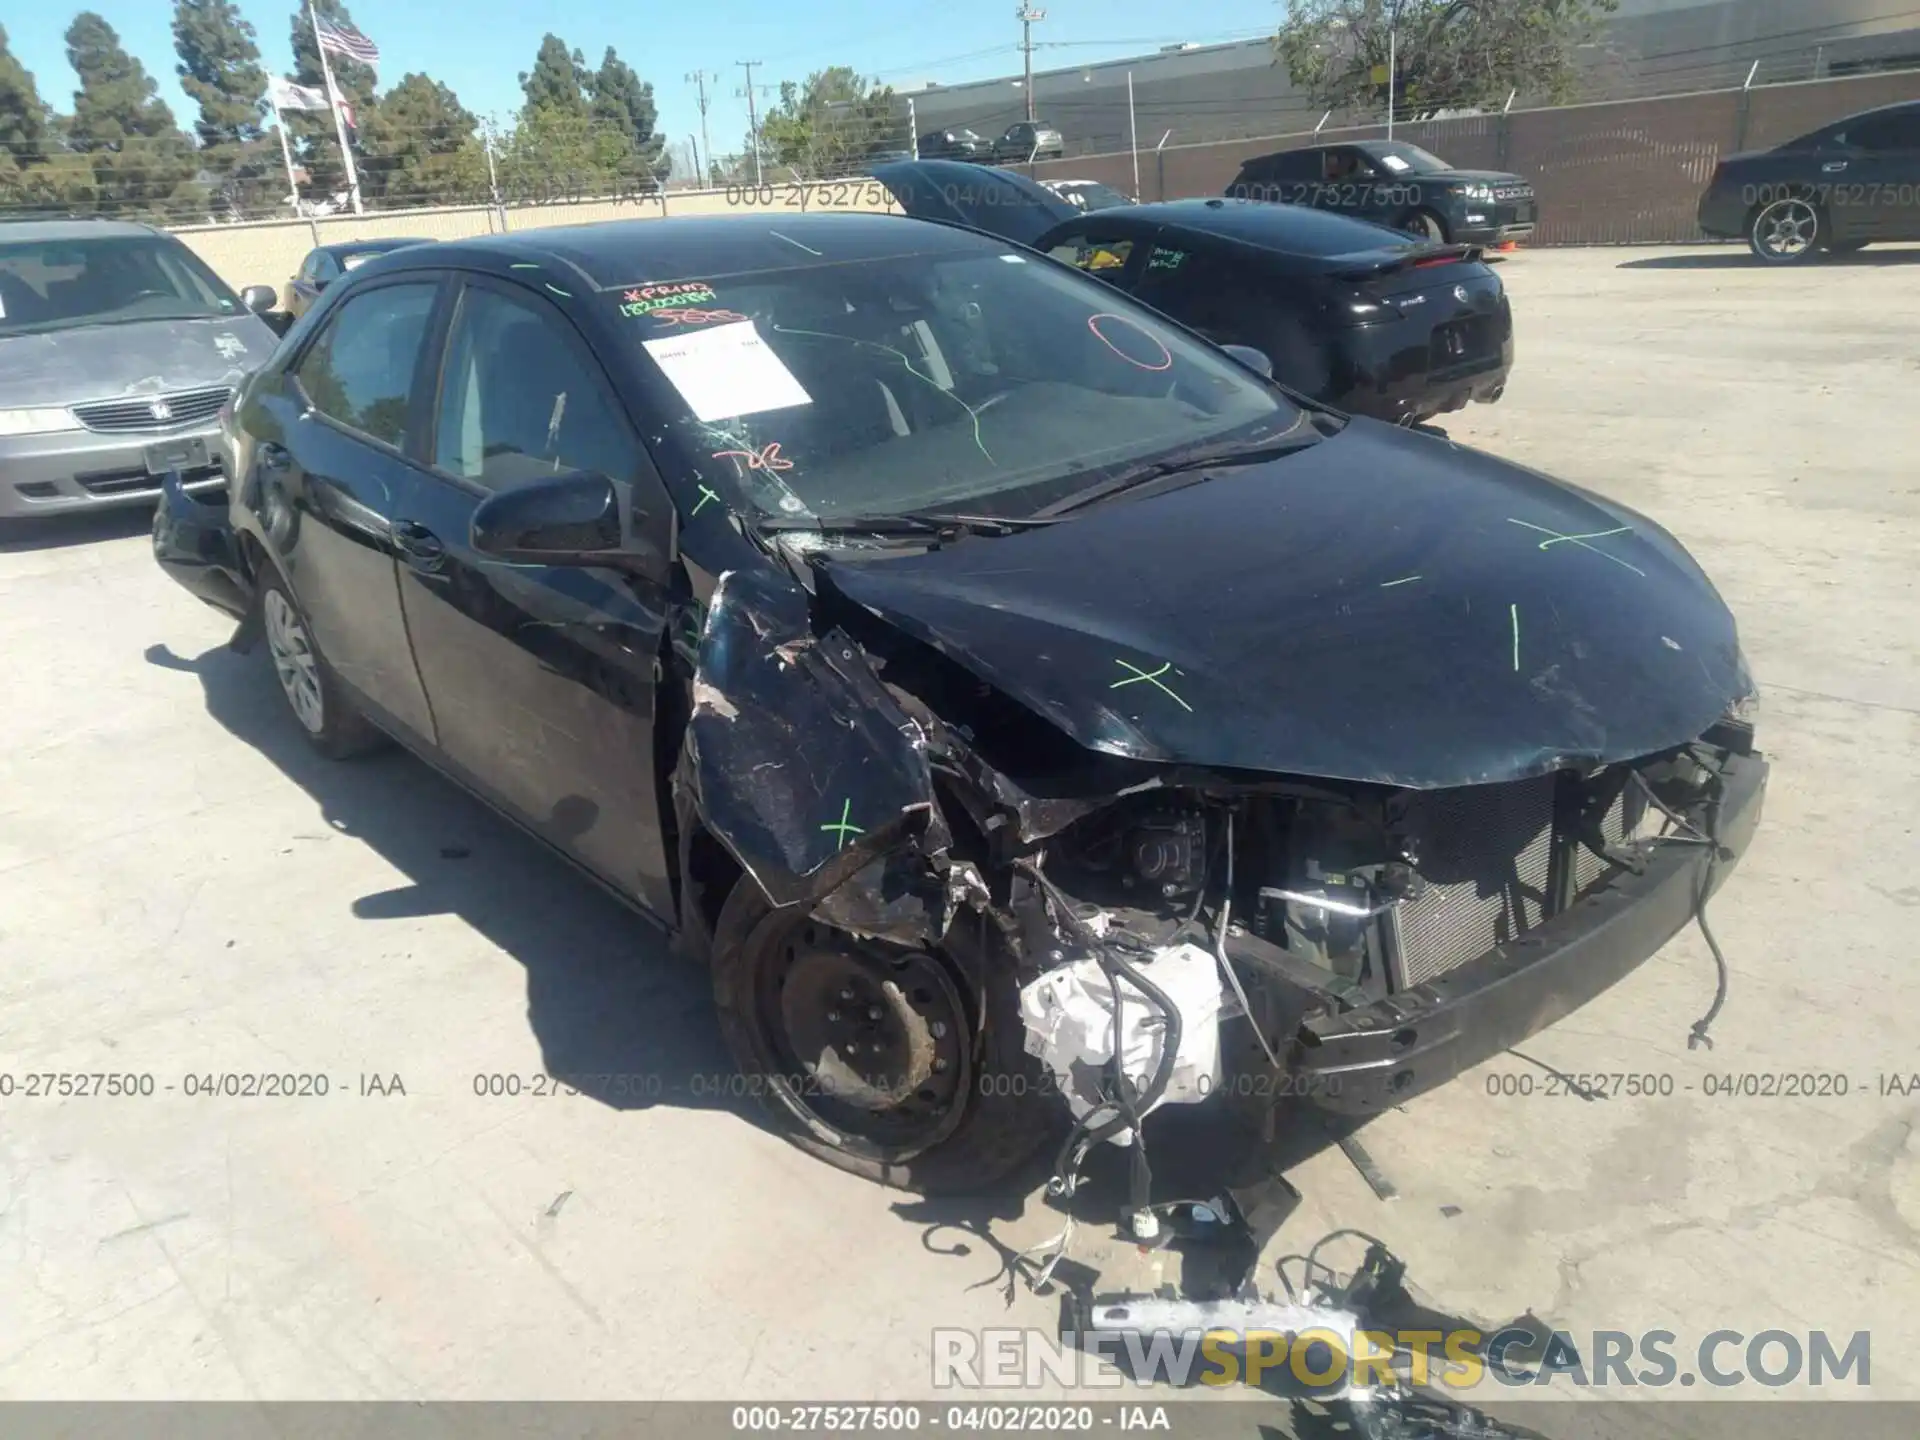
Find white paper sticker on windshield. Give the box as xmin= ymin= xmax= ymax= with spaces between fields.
xmin=1378 ymin=154 xmax=1411 ymax=173
xmin=642 ymin=319 xmax=812 ymax=423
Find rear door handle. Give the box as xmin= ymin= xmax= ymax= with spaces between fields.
xmin=392 ymin=519 xmax=446 ymax=572
xmin=1822 ymin=160 xmax=1849 ymax=172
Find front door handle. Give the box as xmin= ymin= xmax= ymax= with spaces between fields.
xmin=1822 ymin=160 xmax=1849 ymax=172
xmin=257 ymin=441 xmax=292 ymax=472
xmin=392 ymin=519 xmax=446 ymax=572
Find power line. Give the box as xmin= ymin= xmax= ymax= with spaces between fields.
xmin=736 ymin=60 xmax=768 ymax=187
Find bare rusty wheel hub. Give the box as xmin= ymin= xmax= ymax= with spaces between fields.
xmin=773 ymin=923 xmax=969 ymax=1139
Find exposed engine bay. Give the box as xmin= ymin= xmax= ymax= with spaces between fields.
xmin=673 ymin=554 xmax=1766 ymax=1235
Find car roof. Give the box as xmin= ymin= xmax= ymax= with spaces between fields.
xmin=371 ymin=211 xmax=1006 ymax=290
xmin=0 ymin=218 xmax=161 ymax=242
xmin=1840 ymin=98 xmax=1920 ymax=122
xmin=1052 ymin=196 xmax=1409 ymax=252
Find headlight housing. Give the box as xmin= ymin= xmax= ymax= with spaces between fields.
xmin=0 ymin=406 xmax=82 ymax=437
xmin=1460 ymin=183 xmax=1494 ymax=202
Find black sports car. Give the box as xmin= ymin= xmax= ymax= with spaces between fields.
xmin=1227 ymin=140 xmax=1537 ymax=246
xmin=153 ymin=212 xmax=1764 ymax=1206
xmin=1695 ymin=99 xmax=1920 ymax=263
xmin=874 ymin=159 xmax=1512 ymax=427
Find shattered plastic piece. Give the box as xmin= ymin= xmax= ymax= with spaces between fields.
xmin=1018 ymin=941 xmax=1222 ymax=1143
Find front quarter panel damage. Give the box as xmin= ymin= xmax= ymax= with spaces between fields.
xmin=682 ymin=567 xmax=951 ymax=911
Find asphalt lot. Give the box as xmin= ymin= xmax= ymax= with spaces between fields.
xmin=2 ymin=243 xmax=1917 ymax=1404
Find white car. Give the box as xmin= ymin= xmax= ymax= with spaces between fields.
xmin=1041 ymin=179 xmax=1136 ymax=212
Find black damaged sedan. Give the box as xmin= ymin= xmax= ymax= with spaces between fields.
xmin=155 ymin=212 xmax=1766 ymax=1198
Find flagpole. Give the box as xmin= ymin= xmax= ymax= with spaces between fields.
xmin=308 ymin=0 xmax=363 ymax=213
xmin=269 ymin=97 xmax=302 ymax=211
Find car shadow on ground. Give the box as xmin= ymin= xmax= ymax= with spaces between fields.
xmin=145 ymin=635 xmax=749 ymax=1124
xmin=147 ymin=632 xmax=1364 ymax=1267
xmin=0 ymin=506 xmax=156 ymax=553
xmin=1619 ymin=245 xmax=1920 ymax=270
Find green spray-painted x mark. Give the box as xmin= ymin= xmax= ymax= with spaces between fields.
xmin=691 ymin=484 xmax=722 ymax=517
xmin=1110 ymin=659 xmax=1193 ymax=712
xmin=820 ymin=798 xmax=864 ymax=851
xmin=1506 ymin=518 xmax=1646 ymax=576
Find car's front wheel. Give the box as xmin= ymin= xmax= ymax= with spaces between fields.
xmin=708 ymin=876 xmax=1055 ymax=1193
xmin=1747 ymin=196 xmax=1824 ymax=263
xmin=258 ymin=568 xmax=388 ymax=760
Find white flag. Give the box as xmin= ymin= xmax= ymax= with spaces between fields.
xmin=268 ymin=75 xmax=331 ymax=111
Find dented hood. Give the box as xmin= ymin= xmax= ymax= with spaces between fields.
xmin=823 ymin=420 xmax=1748 ymax=789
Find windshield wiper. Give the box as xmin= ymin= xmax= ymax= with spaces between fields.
xmin=1033 ymin=422 xmax=1328 ymax=519
xmin=755 ymin=509 xmax=1064 ymax=538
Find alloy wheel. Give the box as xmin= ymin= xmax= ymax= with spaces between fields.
xmin=1752 ymin=198 xmax=1819 ymax=261
xmin=263 ymin=588 xmax=325 ymax=734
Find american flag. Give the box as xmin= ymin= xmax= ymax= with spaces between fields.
xmin=315 ymin=16 xmax=380 ymax=66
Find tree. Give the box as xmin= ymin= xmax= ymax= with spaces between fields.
xmin=286 ymin=0 xmax=377 ymax=200
xmin=498 ymin=103 xmax=640 ymax=203
xmin=756 ymin=68 xmax=903 ymax=180
xmin=173 ymin=0 xmax=273 ymax=214
xmin=1 ymin=24 xmax=52 ymax=185
xmin=1273 ymin=0 xmax=1619 ymax=118
xmin=520 ymin=34 xmax=588 ymax=118
xmin=65 ymin=12 xmax=199 ymax=216
xmin=360 ymin=73 xmax=486 ymax=205
xmin=587 ymin=47 xmax=665 ymax=183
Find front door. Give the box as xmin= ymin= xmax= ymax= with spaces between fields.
xmin=392 ymin=274 xmax=676 ymax=914
xmin=1843 ymin=106 xmax=1920 ymax=240
xmin=267 ymin=276 xmax=443 ymax=740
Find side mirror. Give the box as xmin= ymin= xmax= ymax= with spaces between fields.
xmin=1222 ymin=343 xmax=1274 ymax=379
xmin=471 ymin=470 xmax=656 ymax=571
xmin=240 ymin=284 xmax=278 ymax=315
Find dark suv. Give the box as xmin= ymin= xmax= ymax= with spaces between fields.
xmin=1696 ymin=100 xmax=1920 ymax=263
xmin=1228 ymin=140 xmax=1536 ymax=245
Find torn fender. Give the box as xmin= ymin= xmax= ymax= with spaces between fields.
xmin=684 ymin=567 xmax=950 ymax=910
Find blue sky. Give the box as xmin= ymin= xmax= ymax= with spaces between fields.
xmin=9 ymin=0 xmax=1281 ymax=165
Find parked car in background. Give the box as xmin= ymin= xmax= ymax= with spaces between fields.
xmin=0 ymin=218 xmax=280 ymax=521
xmin=915 ymin=128 xmax=990 ymax=162
xmin=288 ymin=237 xmax=433 ymax=320
xmin=876 ymin=160 xmax=1513 ymax=427
xmin=151 ymin=212 xmax=1764 ymax=1200
xmin=1228 ymin=141 xmax=1537 ymax=245
xmin=1695 ymin=99 xmax=1920 ymax=263
xmin=1043 ymin=178 xmax=1135 ymax=212
xmin=992 ymin=121 xmax=1065 ymax=164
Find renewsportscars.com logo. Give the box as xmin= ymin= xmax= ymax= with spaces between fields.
xmin=932 ymin=1327 xmax=1872 ymax=1392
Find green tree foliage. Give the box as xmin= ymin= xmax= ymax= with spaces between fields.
xmin=519 ymin=34 xmax=589 ymax=118
xmin=360 ymin=73 xmax=485 ymax=205
xmin=756 ymin=67 xmax=904 ymax=180
xmin=172 ymin=0 xmax=272 ymax=215
xmin=64 ymin=12 xmax=199 ymax=217
xmin=588 ymin=47 xmax=665 ymax=182
xmin=1 ymin=24 xmax=52 ymax=184
xmin=1273 ymin=0 xmax=1619 ymax=117
xmin=286 ymin=0 xmax=377 ymax=199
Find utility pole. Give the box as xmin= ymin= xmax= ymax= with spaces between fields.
xmin=1016 ymin=4 xmax=1045 ymax=123
xmin=686 ymin=70 xmax=716 ymax=188
xmin=736 ymin=60 xmax=764 ymax=186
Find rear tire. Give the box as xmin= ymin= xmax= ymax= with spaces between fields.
xmin=257 ymin=566 xmax=388 ymax=760
xmin=708 ymin=876 xmax=1055 ymax=1193
xmin=1402 ymin=209 xmax=1447 ymax=243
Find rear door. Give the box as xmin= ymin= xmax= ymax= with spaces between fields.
xmin=1839 ymin=106 xmax=1920 ymax=239
xmin=391 ymin=273 xmax=676 ymax=913
xmin=263 ymin=276 xmax=444 ymax=740
xmin=1126 ymin=237 xmax=1337 ymax=397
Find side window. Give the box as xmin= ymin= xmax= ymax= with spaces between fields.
xmin=1848 ymin=111 xmax=1920 ymax=151
xmin=293 ymin=281 xmax=437 ymax=449
xmin=1322 ymin=149 xmax=1364 ymax=181
xmin=1132 ymin=245 xmax=1273 ymax=344
xmin=433 ymin=284 xmax=642 ymax=493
